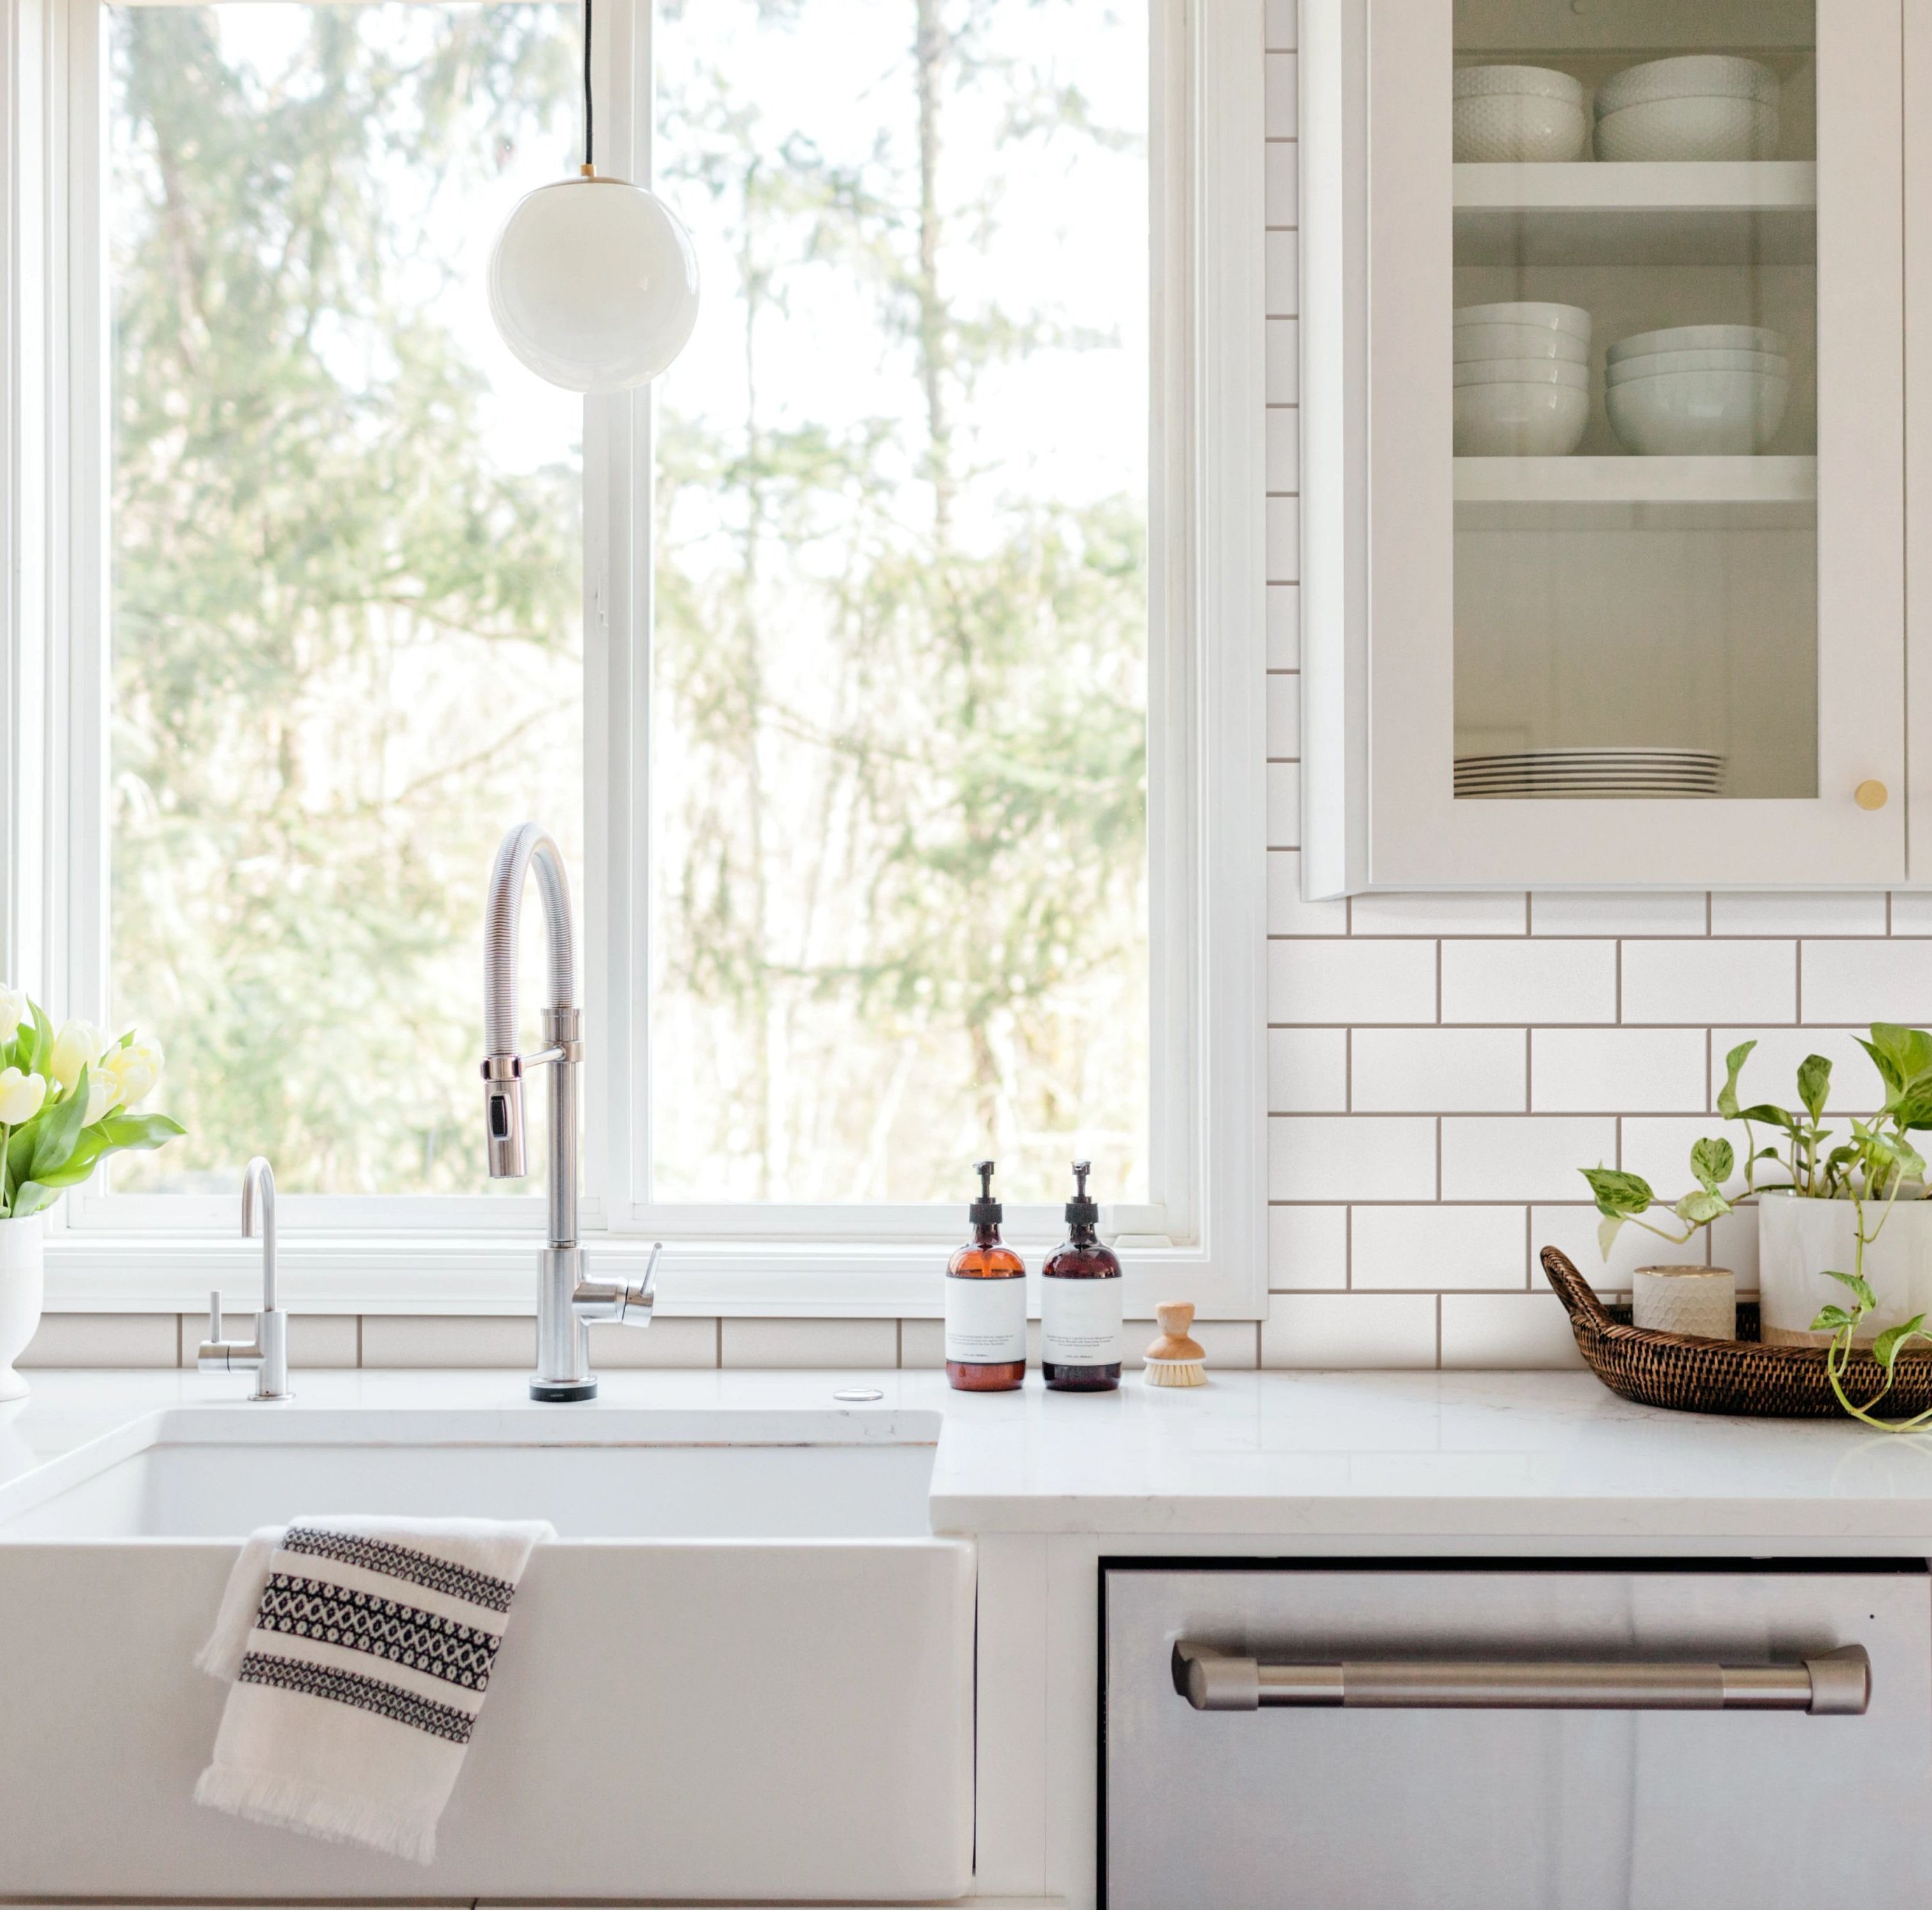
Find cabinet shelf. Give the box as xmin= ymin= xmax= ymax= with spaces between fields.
xmin=1455 ymin=455 xmax=1816 ymax=529
xmin=1455 ymin=161 xmax=1816 ymax=266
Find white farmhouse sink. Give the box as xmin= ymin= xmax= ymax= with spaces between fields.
xmin=0 ymin=1406 xmax=973 ymax=1902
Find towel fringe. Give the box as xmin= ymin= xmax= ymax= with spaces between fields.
xmin=195 ymin=1764 xmax=438 ymax=1866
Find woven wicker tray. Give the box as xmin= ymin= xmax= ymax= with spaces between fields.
xmin=1542 ymin=1245 xmax=1932 ymax=1417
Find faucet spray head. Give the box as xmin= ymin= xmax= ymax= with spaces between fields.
xmin=482 ymin=1053 xmax=528 ymax=1177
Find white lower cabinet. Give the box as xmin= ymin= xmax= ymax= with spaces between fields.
xmin=1104 ymin=1560 xmax=1932 ymax=1909
xmin=1302 ymin=0 xmax=1922 ymax=891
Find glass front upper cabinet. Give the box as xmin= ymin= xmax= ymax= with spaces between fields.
xmin=1304 ymin=0 xmax=1906 ymax=890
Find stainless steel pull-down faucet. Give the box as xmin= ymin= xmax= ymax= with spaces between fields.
xmin=197 ymin=1156 xmax=290 ymax=1400
xmin=482 ymin=821 xmax=658 ymax=1401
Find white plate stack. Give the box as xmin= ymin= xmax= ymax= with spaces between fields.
xmin=1453 ymin=302 xmax=1591 ymax=456
xmin=1454 ymin=748 xmax=1726 ymax=799
xmin=1605 ymin=324 xmax=1789 ymax=455
xmin=1453 ymin=64 xmax=1588 ymax=163
xmin=1593 ymin=55 xmax=1781 ymax=162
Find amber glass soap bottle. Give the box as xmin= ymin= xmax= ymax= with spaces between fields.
xmin=1041 ymin=1160 xmax=1122 ymax=1392
xmin=945 ymin=1160 xmax=1028 ymax=1392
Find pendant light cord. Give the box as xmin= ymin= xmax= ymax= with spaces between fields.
xmin=583 ymin=0 xmax=594 ymax=171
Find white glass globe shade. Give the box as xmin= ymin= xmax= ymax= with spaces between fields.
xmin=488 ymin=176 xmax=700 ymax=394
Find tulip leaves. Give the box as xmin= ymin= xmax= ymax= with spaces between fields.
xmin=0 ymin=996 xmax=187 ymax=1218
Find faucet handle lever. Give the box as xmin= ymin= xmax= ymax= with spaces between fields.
xmin=208 ymin=1289 xmax=223 ymax=1341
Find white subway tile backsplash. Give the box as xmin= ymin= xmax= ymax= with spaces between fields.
xmin=1267 ymin=763 xmax=1301 ymax=848
xmin=1532 ymin=1203 xmax=1679 ymax=1290
xmin=1264 ymin=53 xmax=1298 ymax=136
xmin=1800 ymin=939 xmax=1932 ymax=1024
xmin=1267 ymin=675 xmax=1301 ymax=758
xmin=1439 ymin=1293 xmax=1584 ymax=1369
xmin=1440 ymin=1116 xmax=1618 ymax=1201
xmin=1266 ymin=406 xmax=1300 ymax=492
xmin=898 ymin=1317 xmax=945 ymax=1368
xmin=1264 ymin=0 xmax=1296 ymax=50
xmin=1441 ymin=939 xmax=1616 ymax=1024
xmin=1532 ymin=1028 xmax=1706 ymax=1112
xmin=1351 ymin=1026 xmax=1525 ymax=1112
xmin=1267 ymin=851 xmax=1347 ymax=935
xmin=1350 ymin=891 xmax=1526 ymax=937
xmin=1713 ymin=1026 xmax=1884 ymax=1113
xmin=1266 ymin=583 xmax=1300 ymax=667
xmin=1530 ymin=891 xmax=1707 ymax=936
xmin=173 ymin=1313 xmax=358 ymax=1368
xmin=1707 ymin=1204 xmax=1761 ymax=1292
xmin=720 ymin=1318 xmax=898 ymax=1368
xmin=1265 ymin=142 xmax=1299 ymax=225
xmin=1352 ymin=1204 xmax=1525 ymax=1290
xmin=1269 ymin=1203 xmax=1348 ymax=1289
xmin=1262 ymin=1293 xmax=1437 ymax=1368
xmin=1270 ymin=1116 xmax=1437 ymax=1202
xmin=1887 ymin=893 xmax=1932 ymax=933
xmin=1620 ymin=938 xmax=1796 ymax=1026
xmin=1270 ymin=935 xmax=1437 ymax=1022
xmin=590 ymin=1317 xmax=719 ymax=1368
xmin=19 ymin=1312 xmax=178 ymax=1368
xmin=1269 ymin=1026 xmax=1348 ymax=1112
xmin=1265 ymin=318 xmax=1299 ymax=404
xmin=1710 ymin=891 xmax=1888 ymax=936
xmin=362 ymin=1315 xmax=533 ymax=1368
xmin=1157 ymin=1320 xmax=1260 ymax=1371
xmin=1267 ymin=497 xmax=1299 ymax=582
xmin=1619 ymin=1104 xmax=1740 ymax=1173
xmin=1265 ymin=231 xmax=1299 ymax=317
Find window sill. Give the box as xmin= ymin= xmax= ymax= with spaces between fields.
xmin=45 ymin=1231 xmax=1257 ymax=1319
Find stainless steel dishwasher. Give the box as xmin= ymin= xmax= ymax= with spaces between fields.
xmin=1102 ymin=1560 xmax=1932 ymax=1909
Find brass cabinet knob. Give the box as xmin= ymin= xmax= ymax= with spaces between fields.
xmin=1855 ymin=780 xmax=1889 ymax=811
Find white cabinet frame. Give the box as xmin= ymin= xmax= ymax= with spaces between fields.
xmin=1302 ymin=0 xmax=1907 ymax=895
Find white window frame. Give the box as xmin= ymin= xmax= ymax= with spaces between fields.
xmin=4 ymin=0 xmax=1267 ymax=1321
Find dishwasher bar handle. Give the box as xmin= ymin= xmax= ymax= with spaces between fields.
xmin=1172 ymin=1641 xmax=1870 ymax=1716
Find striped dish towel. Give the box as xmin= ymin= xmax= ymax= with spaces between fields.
xmin=195 ymin=1515 xmax=553 ymax=1864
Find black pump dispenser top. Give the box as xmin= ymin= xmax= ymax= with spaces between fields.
xmin=1064 ymin=1159 xmax=1099 ymax=1227
xmin=971 ymin=1159 xmax=1003 ymax=1227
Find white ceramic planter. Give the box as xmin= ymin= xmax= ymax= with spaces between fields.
xmin=1756 ymin=1191 xmax=1932 ymax=1345
xmin=0 ymin=1212 xmax=45 ymax=1401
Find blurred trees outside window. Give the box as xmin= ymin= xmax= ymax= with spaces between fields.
xmin=108 ymin=0 xmax=1148 ymax=1208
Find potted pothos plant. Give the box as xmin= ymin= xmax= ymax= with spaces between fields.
xmin=0 ymin=985 xmax=183 ymax=1401
xmin=1582 ymin=1024 xmax=1932 ymax=1431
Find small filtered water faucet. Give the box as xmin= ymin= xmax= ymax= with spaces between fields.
xmin=482 ymin=821 xmax=659 ymax=1401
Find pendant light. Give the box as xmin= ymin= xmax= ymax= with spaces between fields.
xmin=488 ymin=0 xmax=699 ymax=393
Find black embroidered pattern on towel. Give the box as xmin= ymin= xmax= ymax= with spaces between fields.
xmin=254 ymin=1575 xmax=502 ymax=1690
xmin=281 ymin=1525 xmax=517 ymax=1613
xmin=237 ymin=1650 xmax=477 ymax=1744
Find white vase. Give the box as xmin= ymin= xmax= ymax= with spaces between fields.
xmin=1756 ymin=1191 xmax=1932 ymax=1346
xmin=0 ymin=1213 xmax=45 ymax=1401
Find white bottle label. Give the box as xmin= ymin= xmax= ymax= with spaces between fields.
xmin=1041 ymin=1274 xmax=1122 ymax=1366
xmin=945 ymin=1275 xmax=1028 ymax=1363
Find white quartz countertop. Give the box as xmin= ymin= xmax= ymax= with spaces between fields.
xmin=7 ymin=1366 xmax=1932 ymax=1543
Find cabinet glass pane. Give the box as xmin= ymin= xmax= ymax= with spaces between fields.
xmin=1452 ymin=1 xmax=1817 ymax=803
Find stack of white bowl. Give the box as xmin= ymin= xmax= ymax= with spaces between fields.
xmin=1453 ymin=64 xmax=1588 ymax=163
xmin=1605 ymin=325 xmax=1789 ymax=455
xmin=1454 ymin=302 xmax=1591 ymax=456
xmin=1594 ymin=55 xmax=1780 ymax=161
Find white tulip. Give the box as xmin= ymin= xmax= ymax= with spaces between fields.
xmin=0 ymin=984 xmax=27 ymax=1041
xmin=78 ymin=1071 xmax=115 ymax=1125
xmin=0 ymin=1067 xmax=47 ymax=1125
xmin=101 ymin=1036 xmax=164 ymax=1111
xmin=48 ymin=1019 xmax=109 ymax=1093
